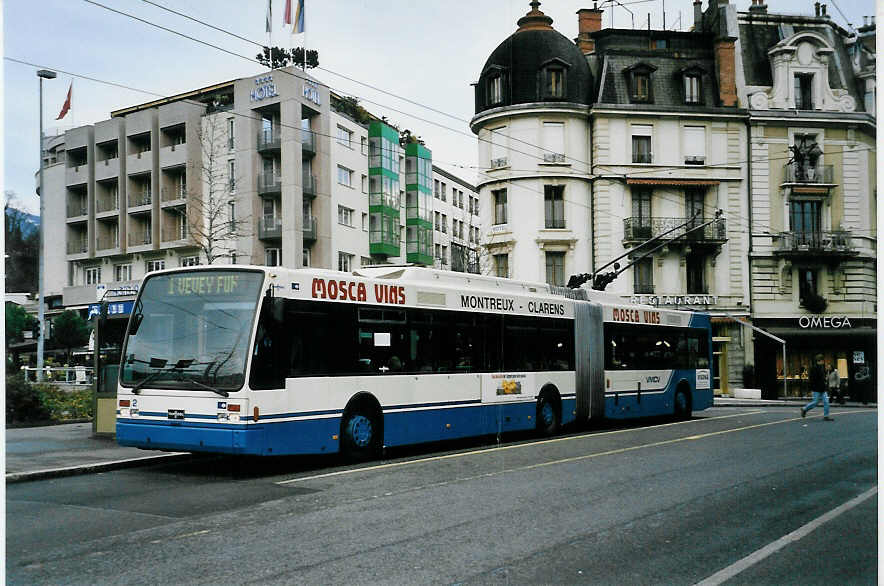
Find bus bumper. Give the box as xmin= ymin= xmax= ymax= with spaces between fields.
xmin=116 ymin=418 xmax=340 ymax=456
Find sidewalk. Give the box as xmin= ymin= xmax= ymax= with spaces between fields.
xmin=5 ymin=398 xmax=876 ymax=483
xmin=5 ymin=422 xmax=187 ymax=484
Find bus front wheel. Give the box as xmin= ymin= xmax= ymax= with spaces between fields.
xmin=341 ymin=409 xmax=381 ymax=461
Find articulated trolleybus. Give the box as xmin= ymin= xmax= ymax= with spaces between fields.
xmin=116 ymin=266 xmax=712 ymax=458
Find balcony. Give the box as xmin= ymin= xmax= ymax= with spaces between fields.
xmin=94 ymin=156 xmax=120 ymax=182
xmin=66 ymin=201 xmax=88 ymax=219
xmin=259 ymin=216 xmax=282 ymax=240
xmin=623 ymin=217 xmax=727 ymax=245
xmin=257 ymin=128 xmax=281 ymax=152
xmin=773 ymin=230 xmax=858 ymax=259
xmin=303 ymin=173 xmax=317 ymax=198
xmin=257 ymin=172 xmax=282 ymax=196
xmin=489 ymin=157 xmax=508 ymax=169
xmin=160 ymin=143 xmax=187 ymax=169
xmin=161 ymin=186 xmax=187 ymax=204
xmin=95 ymin=235 xmax=120 ymax=251
xmin=128 ymin=191 xmax=152 ymax=210
xmin=96 ymin=195 xmax=119 ymax=214
xmin=302 ymin=215 xmax=317 ymax=242
xmin=301 ymin=130 xmax=315 ymax=156
xmin=782 ymin=163 xmax=835 ymax=186
xmin=67 ymin=238 xmax=88 ymax=255
xmin=128 ymin=230 xmax=152 ymax=247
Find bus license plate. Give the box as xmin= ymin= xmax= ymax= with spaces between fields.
xmin=168 ymin=409 xmax=185 ymax=420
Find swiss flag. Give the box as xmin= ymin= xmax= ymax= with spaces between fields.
xmin=56 ymin=82 xmax=72 ymax=120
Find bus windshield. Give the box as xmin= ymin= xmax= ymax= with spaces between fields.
xmin=120 ymin=270 xmax=264 ymax=392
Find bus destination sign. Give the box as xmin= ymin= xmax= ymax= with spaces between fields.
xmin=166 ymin=274 xmax=245 ymax=296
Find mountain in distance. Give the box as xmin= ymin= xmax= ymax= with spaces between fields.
xmin=5 ymin=207 xmax=39 ymax=238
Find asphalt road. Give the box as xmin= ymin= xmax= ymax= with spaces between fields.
xmin=6 ymin=407 xmax=877 ymax=585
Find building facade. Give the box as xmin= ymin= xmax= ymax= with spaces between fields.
xmin=38 ymin=68 xmax=479 ymax=322
xmin=729 ymin=0 xmax=877 ymax=399
xmin=470 ymin=1 xmax=875 ymax=394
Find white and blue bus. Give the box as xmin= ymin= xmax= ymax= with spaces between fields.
xmin=116 ymin=266 xmax=712 ymax=458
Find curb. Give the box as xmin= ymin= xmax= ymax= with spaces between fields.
xmin=5 ymin=452 xmax=191 ymax=484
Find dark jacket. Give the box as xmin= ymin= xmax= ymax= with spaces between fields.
xmin=809 ymin=363 xmax=826 ymax=394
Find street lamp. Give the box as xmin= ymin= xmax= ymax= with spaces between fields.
xmin=36 ymin=68 xmax=56 ymax=382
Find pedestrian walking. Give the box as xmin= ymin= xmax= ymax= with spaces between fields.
xmin=828 ymin=366 xmax=843 ymax=405
xmin=801 ymin=354 xmax=833 ymax=420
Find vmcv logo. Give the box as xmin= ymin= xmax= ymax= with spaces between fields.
xmin=646 ymin=375 xmax=661 ymax=383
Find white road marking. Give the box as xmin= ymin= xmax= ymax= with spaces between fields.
xmin=695 ymin=485 xmax=878 ymax=586
xmin=277 ymin=410 xmax=766 ymax=485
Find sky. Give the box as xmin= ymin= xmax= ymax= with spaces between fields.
xmin=2 ymin=0 xmax=877 ymax=214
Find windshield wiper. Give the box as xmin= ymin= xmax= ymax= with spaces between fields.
xmin=187 ymin=378 xmax=229 ymax=398
xmin=129 ymin=358 xmax=197 ymax=394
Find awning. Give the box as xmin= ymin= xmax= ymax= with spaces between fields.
xmin=626 ymin=178 xmax=720 ymax=187
xmin=762 ymin=327 xmax=876 ymax=339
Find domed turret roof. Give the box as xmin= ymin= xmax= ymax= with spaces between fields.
xmin=474 ymin=1 xmax=592 ymax=116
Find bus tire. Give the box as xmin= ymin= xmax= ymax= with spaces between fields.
xmin=341 ymin=404 xmax=381 ymax=461
xmin=536 ymin=392 xmax=561 ymax=436
xmin=674 ymin=386 xmax=692 ymax=420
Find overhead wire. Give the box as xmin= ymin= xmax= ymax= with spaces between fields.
xmin=31 ymin=3 xmax=879 ymax=244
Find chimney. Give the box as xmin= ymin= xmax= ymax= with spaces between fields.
xmin=575 ymin=4 xmax=604 ymax=54
xmin=815 ymin=2 xmax=821 ymax=16
xmin=693 ymin=0 xmax=703 ymax=30
xmin=714 ymin=38 xmax=738 ymax=107
xmin=821 ymin=4 xmax=827 ymax=17
xmin=749 ymin=0 xmax=767 ymax=13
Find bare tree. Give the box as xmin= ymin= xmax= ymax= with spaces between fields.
xmin=186 ymin=114 xmax=250 ymax=264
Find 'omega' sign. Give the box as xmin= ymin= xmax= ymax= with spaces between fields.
xmin=250 ymin=75 xmax=278 ymax=102
xmin=798 ymin=315 xmax=852 ymax=329
xmin=303 ymin=80 xmax=321 ymax=106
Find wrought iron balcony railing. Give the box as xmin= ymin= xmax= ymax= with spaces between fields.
xmin=783 ymin=163 xmax=834 ymax=184
xmin=774 ymin=230 xmax=856 ymax=254
xmin=623 ymin=217 xmax=727 ymax=243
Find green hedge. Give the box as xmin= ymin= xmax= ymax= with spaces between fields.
xmin=6 ymin=373 xmax=93 ymax=424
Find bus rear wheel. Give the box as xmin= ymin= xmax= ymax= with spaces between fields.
xmin=537 ymin=394 xmax=560 ymax=436
xmin=674 ymin=388 xmax=692 ymax=420
xmin=341 ymin=409 xmax=381 ymax=461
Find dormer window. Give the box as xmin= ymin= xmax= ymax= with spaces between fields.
xmin=539 ymin=58 xmax=570 ymax=100
xmin=677 ymin=66 xmax=704 ymax=105
xmin=794 ymin=73 xmax=814 ymax=109
xmin=546 ymin=68 xmax=564 ymax=97
xmin=489 ymin=75 xmax=503 ymax=104
xmin=484 ymin=65 xmax=508 ymax=107
xmin=624 ymin=63 xmax=656 ymax=104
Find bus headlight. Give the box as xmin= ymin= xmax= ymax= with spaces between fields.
xmin=217 ymin=413 xmax=229 ymax=421
xmin=120 ymin=408 xmax=130 ymax=418
xmin=230 ymin=414 xmax=240 ymax=422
